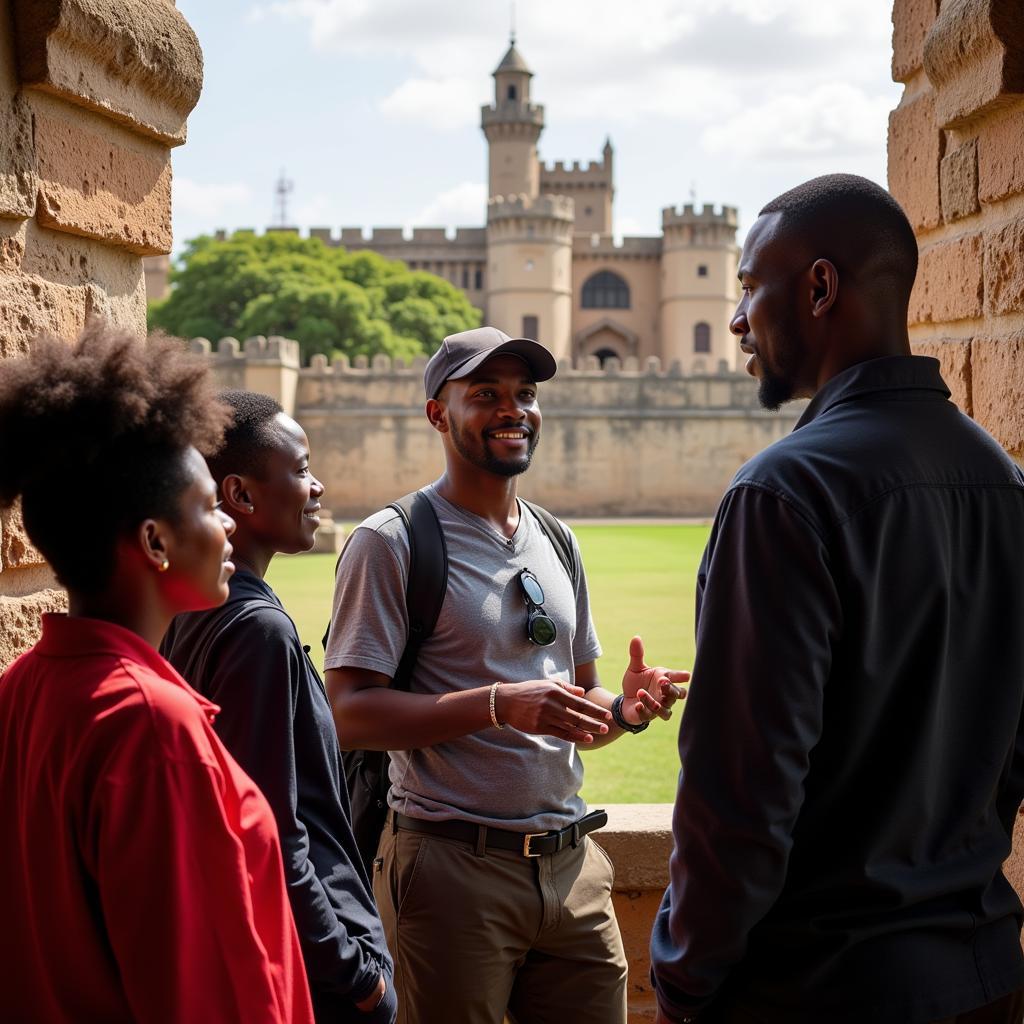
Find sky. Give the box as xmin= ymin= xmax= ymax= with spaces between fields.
xmin=171 ymin=0 xmax=902 ymax=255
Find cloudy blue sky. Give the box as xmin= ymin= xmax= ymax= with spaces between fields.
xmin=171 ymin=0 xmax=902 ymax=253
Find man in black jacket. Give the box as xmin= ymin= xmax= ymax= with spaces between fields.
xmin=650 ymin=174 xmax=1024 ymax=1024
xmin=162 ymin=391 xmax=395 ymax=1024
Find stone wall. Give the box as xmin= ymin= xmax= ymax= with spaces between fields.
xmin=889 ymin=0 xmax=1024 ymax=924
xmin=192 ymin=337 xmax=801 ymax=520
xmin=889 ymin=0 xmax=1024 ymax=461
xmin=0 ymin=0 xmax=202 ymax=668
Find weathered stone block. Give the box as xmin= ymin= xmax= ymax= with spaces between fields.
xmin=32 ymin=96 xmax=172 ymax=255
xmin=971 ymin=332 xmax=1024 ymax=454
xmin=0 ymin=217 xmax=27 ymax=272
xmin=0 ymin=588 xmax=67 ymax=670
xmin=892 ymin=0 xmax=939 ymax=83
xmin=910 ymin=337 xmax=973 ymax=414
xmin=0 ymin=503 xmax=46 ymax=571
xmin=924 ymin=0 xmax=1024 ymax=128
xmin=978 ymin=106 xmax=1024 ymax=204
xmin=909 ymin=232 xmax=984 ymax=324
xmin=0 ymin=272 xmax=87 ymax=357
xmin=0 ymin=2 xmax=37 ymax=219
xmin=940 ymin=139 xmax=980 ymax=223
xmin=888 ymin=91 xmax=944 ymax=232
xmin=984 ymin=216 xmax=1024 ymax=317
xmin=11 ymin=0 xmax=203 ymax=146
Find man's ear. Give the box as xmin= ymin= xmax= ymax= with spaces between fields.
xmin=426 ymin=398 xmax=449 ymax=434
xmin=221 ymin=474 xmax=254 ymax=516
xmin=809 ymin=258 xmax=839 ymax=318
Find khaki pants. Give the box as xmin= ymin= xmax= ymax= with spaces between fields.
xmin=373 ymin=820 xmax=627 ymax=1024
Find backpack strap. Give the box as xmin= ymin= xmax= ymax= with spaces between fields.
xmin=388 ymin=490 xmax=448 ymax=692
xmin=520 ymin=499 xmax=579 ymax=588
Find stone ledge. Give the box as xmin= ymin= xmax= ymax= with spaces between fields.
xmin=11 ymin=0 xmax=203 ymax=146
xmin=923 ymin=0 xmax=1024 ymax=128
xmin=601 ymin=804 xmax=674 ymax=892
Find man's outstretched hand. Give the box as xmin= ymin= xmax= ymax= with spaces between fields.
xmin=620 ymin=635 xmax=689 ymax=727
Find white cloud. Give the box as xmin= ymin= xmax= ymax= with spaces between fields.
xmin=379 ymin=77 xmax=485 ymax=132
xmin=173 ymin=178 xmax=253 ymax=220
xmin=408 ymin=182 xmax=487 ymax=228
xmin=701 ymin=83 xmax=894 ymax=160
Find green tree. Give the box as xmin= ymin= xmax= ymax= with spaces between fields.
xmin=149 ymin=231 xmax=481 ymax=363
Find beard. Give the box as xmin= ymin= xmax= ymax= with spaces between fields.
xmin=449 ymin=419 xmax=538 ymax=477
xmin=755 ymin=319 xmax=803 ymax=411
xmin=758 ymin=368 xmax=797 ymax=411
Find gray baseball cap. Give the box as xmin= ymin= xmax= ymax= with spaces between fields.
xmin=424 ymin=326 xmax=557 ymax=399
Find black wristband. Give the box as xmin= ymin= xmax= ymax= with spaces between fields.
xmin=611 ymin=693 xmax=649 ymax=734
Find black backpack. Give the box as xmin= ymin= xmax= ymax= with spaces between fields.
xmin=325 ymin=489 xmax=580 ymax=874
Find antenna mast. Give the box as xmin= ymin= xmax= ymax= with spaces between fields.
xmin=273 ymin=169 xmax=294 ymax=226
xmin=510 ymin=1 xmax=516 ymax=44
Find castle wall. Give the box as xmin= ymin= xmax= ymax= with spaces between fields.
xmin=888 ymin=0 xmax=1024 ymax=920
xmin=0 ymin=0 xmax=202 ymax=669
xmin=196 ymin=341 xmax=800 ymax=520
xmin=540 ymin=157 xmax=613 ymax=234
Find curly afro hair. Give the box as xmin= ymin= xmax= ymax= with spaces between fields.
xmin=0 ymin=322 xmax=231 ymax=594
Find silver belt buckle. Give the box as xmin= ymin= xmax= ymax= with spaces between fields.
xmin=522 ymin=831 xmax=545 ymax=857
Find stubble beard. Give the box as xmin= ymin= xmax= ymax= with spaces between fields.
xmin=449 ymin=419 xmax=538 ymax=478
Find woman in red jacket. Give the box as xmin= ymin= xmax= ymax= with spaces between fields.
xmin=0 ymin=325 xmax=314 ymax=1024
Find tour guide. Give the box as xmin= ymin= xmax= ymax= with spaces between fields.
xmin=325 ymin=326 xmax=688 ymax=1024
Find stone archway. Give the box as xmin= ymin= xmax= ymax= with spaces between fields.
xmin=574 ymin=317 xmax=639 ymax=363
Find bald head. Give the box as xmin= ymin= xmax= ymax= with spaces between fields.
xmin=759 ymin=174 xmax=918 ymax=307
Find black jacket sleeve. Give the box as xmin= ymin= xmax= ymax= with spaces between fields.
xmin=650 ymin=484 xmax=841 ymax=1021
xmin=207 ymin=603 xmax=383 ymax=1004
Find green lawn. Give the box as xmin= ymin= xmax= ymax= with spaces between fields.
xmin=266 ymin=524 xmax=710 ymax=804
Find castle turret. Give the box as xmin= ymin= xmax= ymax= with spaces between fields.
xmin=481 ymin=39 xmax=544 ymax=201
xmin=658 ymin=204 xmax=741 ymax=372
xmin=486 ymin=194 xmax=574 ymax=359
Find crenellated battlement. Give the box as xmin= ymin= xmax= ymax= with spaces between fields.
xmin=214 ymin=225 xmax=488 ymax=255
xmin=487 ymin=193 xmax=575 ymax=222
xmin=190 ymin=337 xmax=749 ymax=384
xmin=540 ymin=157 xmax=611 ymax=182
xmin=661 ymin=203 xmax=740 ymax=228
xmin=481 ymin=102 xmax=545 ymax=130
xmin=574 ymin=234 xmax=662 ymax=256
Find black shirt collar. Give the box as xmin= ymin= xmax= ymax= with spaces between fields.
xmin=795 ymin=355 xmax=950 ymax=430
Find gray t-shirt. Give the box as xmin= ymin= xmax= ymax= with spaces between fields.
xmin=324 ymin=484 xmax=602 ymax=831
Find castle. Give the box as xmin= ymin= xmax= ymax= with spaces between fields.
xmin=147 ymin=38 xmax=741 ymax=372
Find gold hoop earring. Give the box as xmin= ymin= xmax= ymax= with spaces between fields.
xmin=158 ymin=559 xmax=170 ymax=572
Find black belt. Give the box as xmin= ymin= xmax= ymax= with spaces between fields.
xmin=391 ymin=809 xmax=608 ymax=857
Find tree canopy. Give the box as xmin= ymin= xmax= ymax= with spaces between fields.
xmin=148 ymin=231 xmax=481 ymax=363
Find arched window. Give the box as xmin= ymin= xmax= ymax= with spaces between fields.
xmin=694 ymin=322 xmax=711 ymax=353
xmin=581 ymin=270 xmax=630 ymax=309
xmin=507 ymin=84 xmax=517 ymax=101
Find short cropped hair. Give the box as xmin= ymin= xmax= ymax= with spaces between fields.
xmin=205 ymin=390 xmax=284 ymax=490
xmin=0 ymin=323 xmax=230 ymax=593
xmin=760 ymin=173 xmax=919 ymax=303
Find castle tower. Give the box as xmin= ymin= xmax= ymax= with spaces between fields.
xmin=481 ymin=39 xmax=544 ymax=201
xmin=486 ymin=194 xmax=574 ymax=357
xmin=659 ymin=205 xmax=741 ymax=373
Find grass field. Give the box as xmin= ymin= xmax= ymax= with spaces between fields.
xmin=266 ymin=524 xmax=710 ymax=803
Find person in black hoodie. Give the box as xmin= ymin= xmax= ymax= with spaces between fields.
xmin=162 ymin=390 xmax=395 ymax=1024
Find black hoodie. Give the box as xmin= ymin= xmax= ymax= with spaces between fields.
xmin=162 ymin=570 xmax=395 ymax=1024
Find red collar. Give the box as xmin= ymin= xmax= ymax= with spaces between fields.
xmin=33 ymin=614 xmax=220 ymax=719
